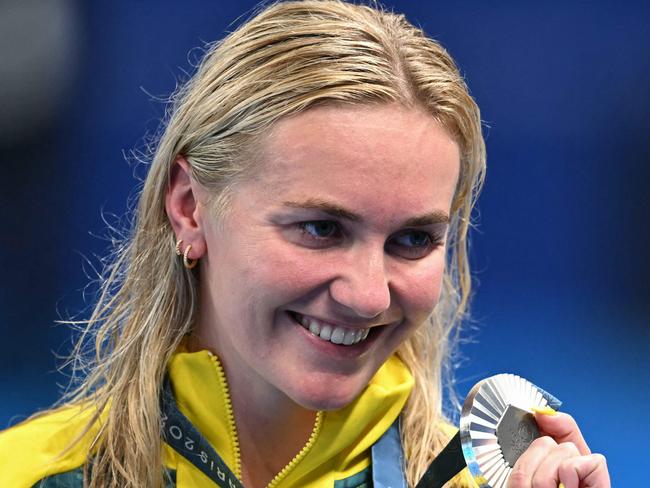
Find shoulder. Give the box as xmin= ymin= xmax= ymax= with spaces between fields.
xmin=0 ymin=405 xmax=101 ymax=488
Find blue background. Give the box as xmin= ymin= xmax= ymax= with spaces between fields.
xmin=1 ymin=1 xmax=648 ymax=485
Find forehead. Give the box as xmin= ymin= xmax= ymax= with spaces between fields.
xmin=241 ymin=103 xmax=460 ymax=218
xmin=261 ymin=104 xmax=457 ymax=179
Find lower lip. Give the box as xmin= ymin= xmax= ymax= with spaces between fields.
xmin=287 ymin=312 xmax=379 ymax=359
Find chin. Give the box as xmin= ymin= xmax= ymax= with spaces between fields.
xmin=288 ymin=375 xmax=368 ymax=412
xmin=298 ymin=395 xmax=354 ymax=412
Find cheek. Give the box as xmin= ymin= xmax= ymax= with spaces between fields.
xmin=395 ymin=256 xmax=446 ymax=322
xmin=234 ymin=242 xmax=333 ymax=303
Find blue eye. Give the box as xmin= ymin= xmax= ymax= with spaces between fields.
xmin=300 ymin=221 xmax=340 ymax=239
xmin=386 ymin=230 xmax=439 ymax=259
xmin=394 ymin=231 xmax=431 ymax=247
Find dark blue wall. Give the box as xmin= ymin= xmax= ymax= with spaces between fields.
xmin=1 ymin=1 xmax=647 ymax=485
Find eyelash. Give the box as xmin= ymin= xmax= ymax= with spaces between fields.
xmin=299 ymin=221 xmax=342 ymax=240
xmin=296 ymin=220 xmax=443 ymax=259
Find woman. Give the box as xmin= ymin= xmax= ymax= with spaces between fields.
xmin=0 ymin=1 xmax=609 ymax=487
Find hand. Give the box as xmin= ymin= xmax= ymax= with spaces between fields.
xmin=507 ymin=410 xmax=610 ymax=488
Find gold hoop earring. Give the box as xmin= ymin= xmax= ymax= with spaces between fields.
xmin=175 ymin=238 xmax=198 ymax=269
xmin=183 ymin=244 xmax=198 ymax=269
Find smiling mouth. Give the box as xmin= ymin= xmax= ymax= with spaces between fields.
xmin=289 ymin=312 xmax=371 ymax=346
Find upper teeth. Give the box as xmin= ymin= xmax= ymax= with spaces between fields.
xmin=295 ymin=313 xmax=370 ymax=345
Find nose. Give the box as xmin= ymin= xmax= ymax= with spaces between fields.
xmin=329 ymin=245 xmax=391 ymax=319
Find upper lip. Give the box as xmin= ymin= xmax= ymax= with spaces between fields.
xmin=290 ymin=311 xmax=397 ymax=330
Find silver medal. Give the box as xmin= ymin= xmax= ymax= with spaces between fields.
xmin=459 ymin=374 xmax=561 ymax=488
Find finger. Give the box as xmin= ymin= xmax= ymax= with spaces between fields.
xmin=558 ymin=453 xmax=610 ymax=488
xmin=508 ymin=436 xmax=557 ymax=488
xmin=532 ymin=411 xmax=591 ymax=456
xmin=530 ymin=442 xmax=580 ymax=488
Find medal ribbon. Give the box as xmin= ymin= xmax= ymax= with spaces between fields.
xmin=161 ymin=376 xmax=244 ymax=488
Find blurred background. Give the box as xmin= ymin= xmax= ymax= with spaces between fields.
xmin=1 ymin=0 xmax=647 ymax=485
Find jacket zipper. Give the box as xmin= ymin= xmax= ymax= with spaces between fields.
xmin=265 ymin=410 xmax=323 ymax=488
xmin=209 ymin=353 xmax=242 ymax=479
xmin=209 ymin=352 xmax=324 ymax=487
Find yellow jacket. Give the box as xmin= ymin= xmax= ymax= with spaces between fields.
xmin=0 ymin=348 xmax=473 ymax=487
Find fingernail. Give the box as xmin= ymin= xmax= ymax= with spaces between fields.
xmin=531 ymin=406 xmax=557 ymax=416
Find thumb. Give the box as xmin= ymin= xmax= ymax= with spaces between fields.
xmin=532 ymin=409 xmax=591 ymax=455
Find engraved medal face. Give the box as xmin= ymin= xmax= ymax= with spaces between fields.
xmin=459 ymin=374 xmax=555 ymax=488
xmin=496 ymin=405 xmax=540 ymax=466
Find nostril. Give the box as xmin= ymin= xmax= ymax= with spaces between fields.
xmin=329 ymin=278 xmax=391 ymax=319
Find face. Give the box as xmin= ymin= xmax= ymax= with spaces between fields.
xmin=194 ymin=103 xmax=460 ymax=411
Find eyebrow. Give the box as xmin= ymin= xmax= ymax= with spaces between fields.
xmin=281 ymin=198 xmax=450 ymax=226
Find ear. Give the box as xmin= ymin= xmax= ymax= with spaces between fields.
xmin=165 ymin=156 xmax=208 ymax=260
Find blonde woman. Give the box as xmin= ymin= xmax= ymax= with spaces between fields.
xmin=0 ymin=1 xmax=609 ymax=487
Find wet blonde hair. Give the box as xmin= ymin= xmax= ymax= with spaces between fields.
xmin=60 ymin=1 xmax=485 ymax=486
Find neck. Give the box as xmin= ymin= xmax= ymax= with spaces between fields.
xmin=231 ymin=386 xmax=318 ymax=488
xmin=187 ymin=333 xmax=318 ymax=488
